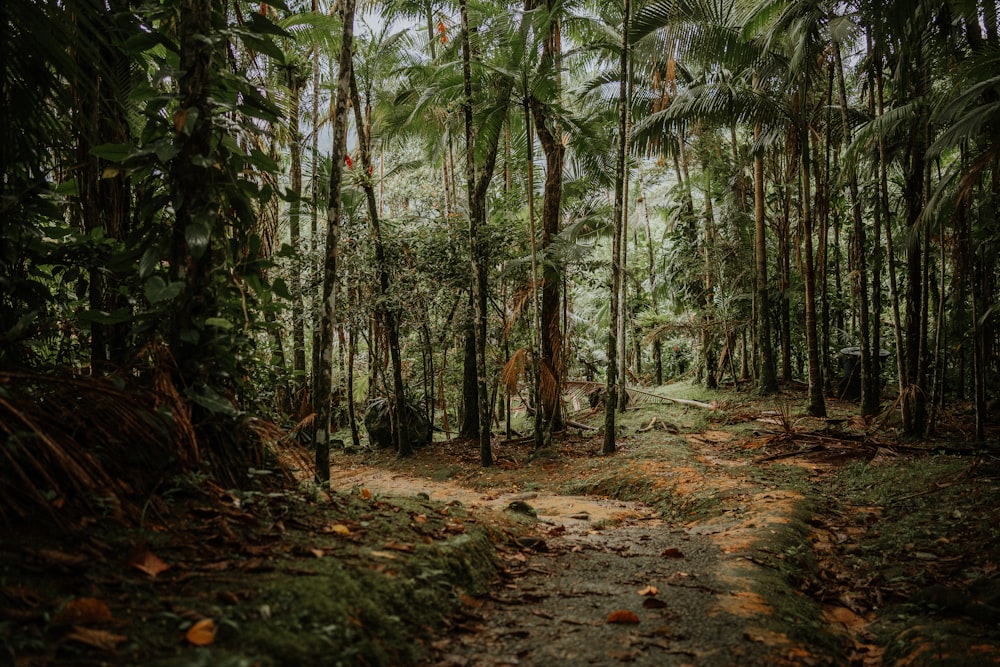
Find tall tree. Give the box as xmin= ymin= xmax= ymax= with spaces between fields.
xmin=313 ymin=0 xmax=355 ymax=483
xmin=604 ymin=0 xmax=630 ymax=455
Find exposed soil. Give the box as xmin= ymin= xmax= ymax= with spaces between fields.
xmin=3 ymin=384 xmax=1000 ymax=666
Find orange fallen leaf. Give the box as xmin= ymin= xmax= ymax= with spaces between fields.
xmin=660 ymin=547 xmax=685 ymax=559
xmin=637 ymin=585 xmax=659 ymax=597
xmin=329 ymin=524 xmax=351 ymax=535
xmin=412 ymin=514 xmax=428 ymax=524
xmin=129 ymin=548 xmax=171 ymax=577
xmin=384 ymin=541 xmax=415 ymax=553
xmin=64 ymin=626 xmax=127 ymax=651
xmin=607 ymin=609 xmax=640 ymax=624
xmin=55 ymin=598 xmax=113 ymax=624
xmin=361 ymin=488 xmax=372 ymax=500
xmin=309 ymin=548 xmax=325 ymax=558
xmin=185 ymin=618 xmax=216 ymax=646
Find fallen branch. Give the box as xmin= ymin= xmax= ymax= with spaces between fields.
xmin=638 ymin=417 xmax=658 ymax=433
xmin=658 ymin=396 xmax=716 ymax=410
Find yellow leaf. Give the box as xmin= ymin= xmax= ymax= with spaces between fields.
xmin=637 ymin=585 xmax=659 ymax=597
xmin=330 ymin=524 xmax=351 ymax=535
xmin=101 ymin=167 xmax=119 ymax=179
xmin=185 ymin=618 xmax=216 ymax=646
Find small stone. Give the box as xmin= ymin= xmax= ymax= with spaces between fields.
xmin=507 ymin=500 xmax=537 ymax=517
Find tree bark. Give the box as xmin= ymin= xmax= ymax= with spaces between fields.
xmin=312 ymin=0 xmax=355 ymax=483
xmin=604 ymin=0 xmax=629 ymax=455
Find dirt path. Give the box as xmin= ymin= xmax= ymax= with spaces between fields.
xmin=329 ymin=460 xmax=836 ymax=666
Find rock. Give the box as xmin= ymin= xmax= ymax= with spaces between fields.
xmin=507 ymin=500 xmax=537 ymax=518
xmin=363 ymin=398 xmax=430 ymax=449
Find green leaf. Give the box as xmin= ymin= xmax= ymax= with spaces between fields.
xmin=185 ymin=221 xmax=211 ymax=259
xmin=247 ymin=148 xmax=278 ymax=172
xmin=78 ymin=308 xmax=131 ymax=325
xmin=188 ymin=385 xmax=239 ymax=418
xmin=91 ymin=143 xmax=132 ymax=163
xmin=155 ymin=140 xmax=181 ymax=163
xmin=144 ymin=276 xmax=184 ymax=303
xmin=205 ymin=317 xmax=234 ymax=330
xmin=237 ymin=31 xmax=284 ymax=60
xmin=139 ymin=247 xmax=160 ymax=279
xmin=271 ymin=277 xmax=292 ymax=300
xmin=246 ymin=12 xmax=292 ymax=37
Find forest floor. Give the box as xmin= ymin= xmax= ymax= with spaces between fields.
xmin=3 ymin=382 xmax=1000 ymax=666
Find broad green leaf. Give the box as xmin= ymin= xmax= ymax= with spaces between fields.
xmin=185 ymin=221 xmax=211 ymax=259
xmin=271 ymin=277 xmax=292 ymax=300
xmin=144 ymin=276 xmax=184 ymax=303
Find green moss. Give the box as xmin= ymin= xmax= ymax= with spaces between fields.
xmin=233 ymin=529 xmax=497 ymax=666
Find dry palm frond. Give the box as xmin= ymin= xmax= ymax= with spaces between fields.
xmin=506 ymin=281 xmax=541 ymax=338
xmin=500 ymin=347 xmax=530 ymax=395
xmin=0 ymin=368 xmax=182 ymax=529
xmin=540 ymin=361 xmax=560 ymax=412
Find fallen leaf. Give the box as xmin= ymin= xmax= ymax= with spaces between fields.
xmin=384 ymin=541 xmax=415 ymax=553
xmin=637 ymin=585 xmax=659 ymax=596
xmin=129 ymin=547 xmax=171 ymax=577
xmin=37 ymin=549 xmax=87 ymax=568
xmin=412 ymin=514 xmax=428 ymax=524
xmin=185 ymin=618 xmax=216 ymax=646
xmin=64 ymin=626 xmax=127 ymax=651
xmin=369 ymin=550 xmax=398 ymax=560
xmin=444 ymin=520 xmax=465 ymax=533
xmin=642 ymin=597 xmax=669 ymax=609
xmin=329 ymin=524 xmax=351 ymax=535
xmin=361 ymin=488 xmax=372 ymax=500
xmin=55 ymin=598 xmax=112 ymax=624
xmin=607 ymin=609 xmax=640 ymax=624
xmin=309 ymin=548 xmax=324 ymax=558
xmin=660 ymin=547 xmax=685 ymax=559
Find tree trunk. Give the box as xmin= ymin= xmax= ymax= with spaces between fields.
xmin=604 ymin=0 xmax=629 ymax=455
xmin=753 ymin=98 xmax=777 ymax=393
xmin=288 ymin=69 xmax=307 ymax=387
xmin=834 ymin=41 xmax=874 ymax=415
xmin=349 ymin=69 xmax=411 ymax=458
xmin=312 ymin=0 xmax=355 ymax=483
xmin=170 ymin=0 xmax=217 ymax=379
xmin=459 ymin=0 xmax=511 ymax=465
xmin=799 ymin=91 xmax=826 ymax=417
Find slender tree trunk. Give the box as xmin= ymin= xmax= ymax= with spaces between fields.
xmin=524 ymin=96 xmax=544 ymax=450
xmin=288 ymin=71 xmax=307 ymax=386
xmin=754 ymin=100 xmax=777 ymax=392
xmin=312 ymin=0 xmax=355 ymax=483
xmin=834 ymin=41 xmax=874 ymax=414
xmin=604 ymin=0 xmax=629 ymax=455
xmin=799 ymin=90 xmax=826 ymax=417
xmin=459 ymin=0 xmax=510 ymax=465
xmin=349 ymin=70 xmax=410 ymax=458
